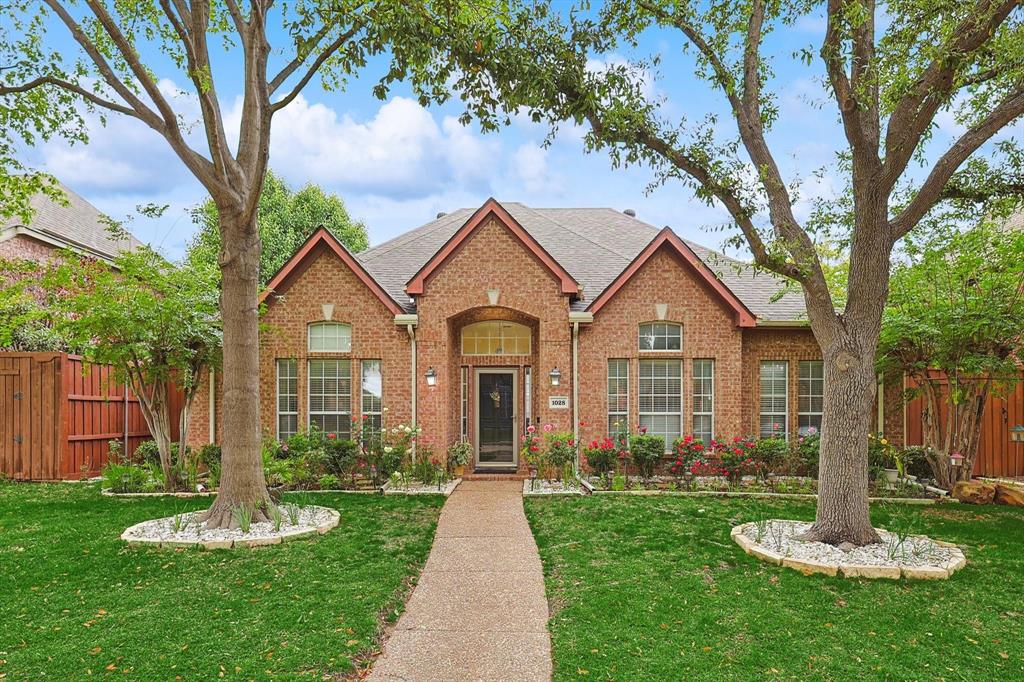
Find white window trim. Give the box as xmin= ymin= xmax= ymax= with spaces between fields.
xmin=460 ymin=366 xmax=469 ymax=441
xmin=759 ymin=360 xmax=789 ymax=440
xmin=638 ymin=358 xmax=683 ymax=452
xmin=798 ymin=360 xmax=824 ymax=435
xmin=307 ymin=321 xmax=352 ymax=353
xmin=607 ymin=359 xmax=629 ymax=437
xmin=692 ymin=359 xmax=714 ymax=442
xmin=638 ymin=322 xmax=683 ymax=353
xmin=276 ymin=358 xmax=298 ymax=441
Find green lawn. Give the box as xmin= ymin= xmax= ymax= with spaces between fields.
xmin=0 ymin=482 xmax=443 ymax=680
xmin=525 ymin=495 xmax=1024 ymax=681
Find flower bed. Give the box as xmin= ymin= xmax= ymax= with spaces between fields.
xmin=581 ymin=474 xmax=937 ymax=499
xmin=382 ymin=477 xmax=461 ymax=496
xmin=120 ymin=505 xmax=339 ymax=550
xmin=522 ymin=477 xmax=583 ymax=496
xmin=732 ymin=520 xmax=966 ymax=579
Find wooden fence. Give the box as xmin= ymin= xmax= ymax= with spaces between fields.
xmin=904 ymin=370 xmax=1024 ymax=478
xmin=0 ymin=353 xmax=184 ymax=480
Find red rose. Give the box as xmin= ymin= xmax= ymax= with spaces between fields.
xmin=328 ymin=433 xmax=337 ymax=440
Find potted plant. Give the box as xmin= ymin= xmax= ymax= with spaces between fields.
xmin=868 ymin=433 xmax=898 ymax=483
xmin=446 ymin=441 xmax=472 ymax=478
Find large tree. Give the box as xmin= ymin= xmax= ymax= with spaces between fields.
xmin=188 ymin=170 xmax=369 ymax=285
xmin=1 ymin=0 xmax=493 ymax=527
xmin=879 ymin=219 xmax=1024 ymax=489
xmin=461 ymin=0 xmax=1024 ymax=544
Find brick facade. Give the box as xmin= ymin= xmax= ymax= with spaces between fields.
xmin=189 ymin=207 xmax=871 ymax=471
xmin=0 ymin=234 xmax=60 ymax=261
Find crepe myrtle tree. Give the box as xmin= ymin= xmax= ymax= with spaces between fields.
xmin=458 ymin=0 xmax=1024 ymax=544
xmin=0 ymin=0 xmax=497 ymax=527
xmin=878 ymin=221 xmax=1024 ymax=490
xmin=48 ymin=244 xmax=221 ymax=490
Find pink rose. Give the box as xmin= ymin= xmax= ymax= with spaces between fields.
xmin=543 ymin=423 xmax=553 ymax=433
xmin=527 ymin=424 xmax=536 ymax=433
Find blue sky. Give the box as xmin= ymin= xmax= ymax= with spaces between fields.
xmin=15 ymin=5 xmax=996 ymax=260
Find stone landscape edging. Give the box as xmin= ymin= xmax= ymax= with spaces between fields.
xmin=730 ymin=521 xmax=967 ymax=580
xmin=120 ymin=506 xmax=340 ymax=550
xmin=102 ymin=489 xmax=217 ymax=498
xmin=380 ymin=477 xmax=462 ymax=496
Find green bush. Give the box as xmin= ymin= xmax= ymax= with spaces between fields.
xmin=545 ymin=431 xmax=576 ymax=478
xmin=630 ymin=435 xmax=664 ymax=479
xmin=102 ymin=461 xmax=150 ymax=493
xmin=318 ymin=473 xmax=341 ymax=490
xmin=792 ymin=433 xmax=821 ymax=477
xmin=133 ymin=439 xmax=160 ymax=465
xmin=754 ymin=437 xmax=788 ymax=471
xmin=583 ymin=437 xmax=617 ymax=477
xmin=323 ymin=438 xmax=359 ymax=478
xmin=198 ymin=444 xmax=221 ymax=487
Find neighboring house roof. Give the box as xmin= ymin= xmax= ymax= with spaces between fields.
xmin=0 ymin=182 xmax=142 ymax=261
xmin=357 ymin=201 xmax=807 ymax=323
xmin=262 ymin=226 xmax=404 ymax=315
xmin=587 ymin=227 xmax=756 ymax=327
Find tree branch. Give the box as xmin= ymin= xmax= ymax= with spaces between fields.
xmin=0 ymin=76 xmax=136 ymax=117
xmin=891 ymin=84 xmax=1024 ymax=238
xmin=269 ymin=22 xmax=366 ymax=113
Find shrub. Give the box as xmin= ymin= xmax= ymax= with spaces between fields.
xmin=545 ymin=431 xmax=576 ymax=478
xmin=323 ymin=438 xmax=359 ymax=478
xmin=753 ymin=436 xmax=787 ymax=474
xmin=133 ymin=439 xmax=160 ymax=465
xmin=583 ymin=437 xmax=617 ymax=477
xmin=198 ymin=443 xmax=222 ymax=487
xmin=673 ymin=435 xmax=709 ymax=469
xmin=318 ymin=473 xmax=341 ymax=490
xmin=630 ymin=434 xmax=664 ymax=479
xmin=102 ymin=461 xmax=149 ymax=493
xmin=793 ymin=432 xmax=821 ymax=477
xmin=446 ymin=441 xmax=472 ymax=471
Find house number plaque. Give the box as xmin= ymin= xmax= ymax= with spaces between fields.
xmin=548 ymin=396 xmax=569 ymax=409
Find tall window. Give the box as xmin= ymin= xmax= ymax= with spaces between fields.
xmin=692 ymin=359 xmax=714 ymax=444
xmin=308 ymin=359 xmax=351 ymax=438
xmin=361 ymin=360 xmax=383 ymax=443
xmin=308 ymin=322 xmax=352 ymax=352
xmin=798 ymin=360 xmax=824 ymax=435
xmin=759 ymin=361 xmax=788 ymax=438
xmin=607 ymin=359 xmax=629 ymax=435
xmin=276 ymin=359 xmax=298 ymax=440
xmin=461 ymin=320 xmax=531 ymax=355
xmin=639 ymin=359 xmax=682 ymax=449
xmin=523 ymin=366 xmax=532 ymax=431
xmin=638 ymin=322 xmax=681 ymax=351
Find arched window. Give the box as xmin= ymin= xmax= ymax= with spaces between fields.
xmin=308 ymin=322 xmax=352 ymax=352
xmin=638 ymin=322 xmax=681 ymax=351
xmin=461 ymin=320 xmax=531 ymax=355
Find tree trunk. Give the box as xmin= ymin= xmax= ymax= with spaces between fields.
xmin=921 ymin=377 xmax=990 ymax=489
xmin=799 ymin=340 xmax=883 ymax=545
xmin=130 ymin=372 xmax=176 ymax=491
xmin=200 ymin=210 xmax=273 ymax=529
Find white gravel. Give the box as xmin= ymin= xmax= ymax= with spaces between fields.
xmin=121 ymin=505 xmax=336 ymax=546
xmin=741 ymin=519 xmax=958 ymax=568
xmin=523 ymin=478 xmax=582 ymax=495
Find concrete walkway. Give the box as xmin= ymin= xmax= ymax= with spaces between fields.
xmin=368 ymin=480 xmax=552 ymax=681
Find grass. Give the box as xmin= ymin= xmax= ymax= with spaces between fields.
xmin=524 ymin=495 xmax=1024 ymax=681
xmin=0 ymin=482 xmax=443 ymax=680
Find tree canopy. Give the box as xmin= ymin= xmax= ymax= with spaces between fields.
xmin=878 ymin=219 xmax=1024 ymax=486
xmin=187 ymin=171 xmax=369 ymax=286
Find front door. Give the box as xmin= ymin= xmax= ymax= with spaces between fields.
xmin=475 ymin=369 xmax=517 ymax=469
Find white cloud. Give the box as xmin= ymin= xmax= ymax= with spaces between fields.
xmin=509 ymin=143 xmax=552 ymax=194
xmin=585 ymin=54 xmax=657 ymax=101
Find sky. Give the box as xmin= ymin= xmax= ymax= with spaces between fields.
xmin=13 ymin=4 xmax=1011 ymax=261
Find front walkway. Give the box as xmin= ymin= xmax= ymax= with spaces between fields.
xmin=368 ymin=480 xmax=552 ymax=681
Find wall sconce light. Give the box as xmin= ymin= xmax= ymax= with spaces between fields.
xmin=425 ymin=367 xmax=437 ymax=387
xmin=549 ymin=367 xmax=561 ymax=386
xmin=1011 ymin=425 xmax=1024 ymax=443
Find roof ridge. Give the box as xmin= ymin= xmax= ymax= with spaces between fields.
xmin=359 ymin=209 xmax=468 ymax=261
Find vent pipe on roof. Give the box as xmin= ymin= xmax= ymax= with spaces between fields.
xmin=436 ymin=211 xmax=447 ymax=219
xmin=623 ymin=208 xmax=636 ymax=217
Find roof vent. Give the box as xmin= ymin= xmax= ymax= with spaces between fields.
xmin=436 ymin=211 xmax=447 ymax=219
xmin=623 ymin=208 xmax=636 ymax=217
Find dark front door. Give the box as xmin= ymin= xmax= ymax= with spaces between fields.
xmin=476 ymin=370 xmax=516 ymax=468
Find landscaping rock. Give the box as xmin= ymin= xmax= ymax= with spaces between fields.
xmin=120 ymin=505 xmax=336 ymax=549
xmin=901 ymin=565 xmax=949 ymax=580
xmin=952 ymin=480 xmax=996 ymax=505
xmin=839 ymin=563 xmax=901 ymax=579
xmin=994 ymin=484 xmax=1024 ymax=507
xmin=782 ymin=556 xmax=838 ymax=577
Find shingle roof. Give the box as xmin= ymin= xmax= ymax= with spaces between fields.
xmin=1 ymin=182 xmax=142 ymax=260
xmin=356 ymin=201 xmax=808 ymax=323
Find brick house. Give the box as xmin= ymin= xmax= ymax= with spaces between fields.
xmin=189 ymin=198 xmax=880 ymax=473
xmin=1 ymin=182 xmax=141 ymax=262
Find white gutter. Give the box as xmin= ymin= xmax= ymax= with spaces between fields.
xmin=396 ymin=314 xmax=419 ymax=464
xmin=877 ymin=373 xmax=885 ymax=435
xmin=571 ymin=318 xmax=584 ymax=471
xmin=208 ymin=368 xmax=216 ymax=443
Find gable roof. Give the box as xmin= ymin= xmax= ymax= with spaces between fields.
xmin=261 ymin=226 xmax=403 ymax=315
xmin=357 ymin=201 xmax=807 ymax=323
xmin=0 ymin=181 xmax=142 ymax=261
xmin=587 ymin=227 xmax=756 ymax=327
xmin=405 ymin=198 xmax=579 ymax=296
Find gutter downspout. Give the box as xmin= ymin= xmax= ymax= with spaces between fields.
xmin=407 ymin=324 xmax=417 ymax=465
xmin=208 ymin=369 xmax=216 ymax=443
xmin=572 ymin=321 xmax=580 ymax=472
xmin=877 ymin=373 xmax=885 ymax=435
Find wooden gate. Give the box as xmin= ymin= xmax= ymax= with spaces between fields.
xmin=904 ymin=371 xmax=1024 ymax=478
xmin=0 ymin=352 xmax=184 ymax=480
